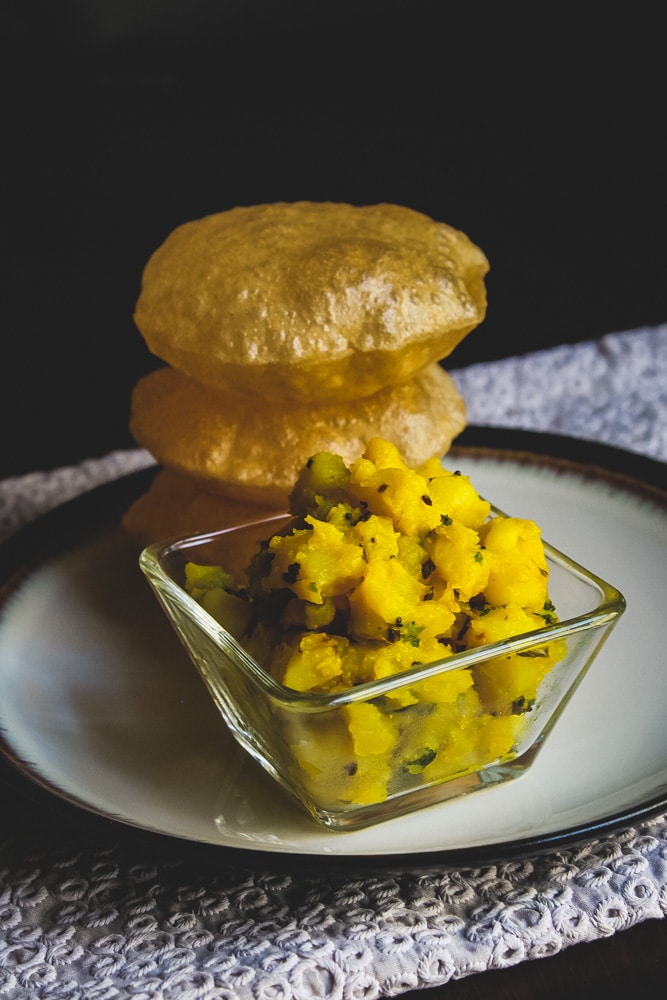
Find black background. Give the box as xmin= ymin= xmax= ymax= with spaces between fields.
xmin=3 ymin=1 xmax=666 ymax=479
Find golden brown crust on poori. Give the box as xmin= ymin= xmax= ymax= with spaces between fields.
xmin=129 ymin=361 xmax=467 ymax=507
xmin=121 ymin=468 xmax=281 ymax=548
xmin=134 ymin=202 xmax=488 ymax=402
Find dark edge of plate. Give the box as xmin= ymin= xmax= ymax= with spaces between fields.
xmin=1 ymin=428 xmax=666 ymax=876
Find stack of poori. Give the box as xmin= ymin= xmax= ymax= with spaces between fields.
xmin=122 ymin=202 xmax=489 ymax=546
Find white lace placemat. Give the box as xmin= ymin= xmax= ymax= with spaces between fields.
xmin=451 ymin=323 xmax=667 ymax=463
xmin=1 ymin=324 xmax=666 ymax=999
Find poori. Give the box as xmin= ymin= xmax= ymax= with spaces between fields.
xmin=129 ymin=361 xmax=467 ymax=506
xmin=121 ymin=468 xmax=281 ymax=549
xmin=134 ymin=202 xmax=488 ymax=403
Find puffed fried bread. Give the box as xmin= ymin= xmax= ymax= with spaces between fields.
xmin=121 ymin=468 xmax=281 ymax=549
xmin=129 ymin=361 xmax=467 ymax=506
xmin=134 ymin=202 xmax=488 ymax=403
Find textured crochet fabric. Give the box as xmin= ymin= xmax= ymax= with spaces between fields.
xmin=0 ymin=325 xmax=666 ymax=999
xmin=451 ymin=323 xmax=667 ymax=462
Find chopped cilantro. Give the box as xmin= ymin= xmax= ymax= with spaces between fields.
xmin=404 ymin=748 xmax=437 ymax=773
xmin=282 ymin=562 xmax=300 ymax=584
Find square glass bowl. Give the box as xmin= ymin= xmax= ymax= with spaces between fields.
xmin=140 ymin=513 xmax=625 ymax=831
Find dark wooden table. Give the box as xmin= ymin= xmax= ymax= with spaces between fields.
xmin=403 ymin=917 xmax=667 ymax=997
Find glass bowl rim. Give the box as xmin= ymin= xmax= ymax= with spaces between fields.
xmin=139 ymin=510 xmax=626 ymax=712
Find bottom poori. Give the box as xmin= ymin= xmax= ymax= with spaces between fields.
xmin=121 ymin=468 xmax=281 ymax=549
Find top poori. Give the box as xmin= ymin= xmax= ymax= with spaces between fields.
xmin=134 ymin=202 xmax=488 ymax=403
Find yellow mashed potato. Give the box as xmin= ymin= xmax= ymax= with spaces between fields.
xmin=185 ymin=438 xmax=563 ymax=808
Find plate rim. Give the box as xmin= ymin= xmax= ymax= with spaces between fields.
xmin=1 ymin=426 xmax=666 ymax=873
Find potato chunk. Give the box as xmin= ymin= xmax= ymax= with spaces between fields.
xmin=185 ymin=437 xmax=561 ymax=809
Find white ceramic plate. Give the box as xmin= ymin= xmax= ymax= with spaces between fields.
xmin=1 ymin=430 xmax=665 ymax=867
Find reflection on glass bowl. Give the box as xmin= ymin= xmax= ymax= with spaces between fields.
xmin=140 ymin=514 xmax=625 ymax=831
